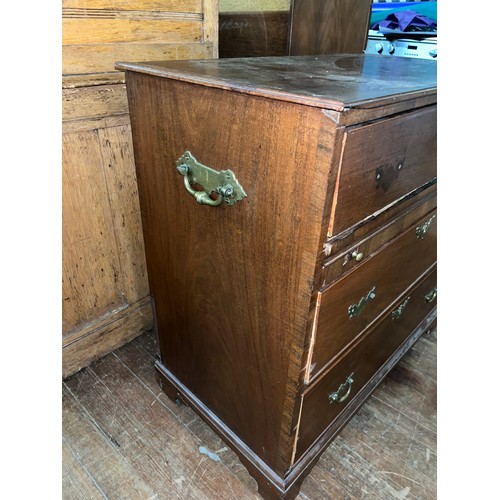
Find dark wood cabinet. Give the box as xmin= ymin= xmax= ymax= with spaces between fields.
xmin=288 ymin=0 xmax=372 ymax=55
xmin=117 ymin=54 xmax=437 ymax=499
xmin=219 ymin=0 xmax=372 ymax=58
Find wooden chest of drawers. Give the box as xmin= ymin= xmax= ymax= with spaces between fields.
xmin=117 ymin=54 xmax=437 ymax=499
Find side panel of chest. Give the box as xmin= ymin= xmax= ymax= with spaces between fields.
xmin=125 ymin=73 xmax=342 ymax=473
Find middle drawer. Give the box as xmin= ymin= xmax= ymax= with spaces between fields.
xmin=307 ymin=209 xmax=436 ymax=382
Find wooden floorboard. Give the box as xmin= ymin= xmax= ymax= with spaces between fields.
xmin=62 ymin=329 xmax=437 ymax=499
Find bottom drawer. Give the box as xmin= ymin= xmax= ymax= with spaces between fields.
xmin=294 ymin=265 xmax=437 ymax=460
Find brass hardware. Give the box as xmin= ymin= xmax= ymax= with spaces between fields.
xmin=352 ymin=250 xmax=364 ymax=262
xmin=425 ymin=286 xmax=437 ymax=303
xmin=416 ymin=215 xmax=436 ymax=239
xmin=348 ymin=286 xmax=376 ymax=319
xmin=391 ymin=297 xmax=411 ymax=320
xmin=328 ymin=373 xmax=355 ymax=404
xmin=176 ymin=151 xmax=247 ymax=206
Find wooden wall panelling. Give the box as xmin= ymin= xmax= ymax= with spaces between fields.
xmin=63 ymin=43 xmax=215 ymax=76
xmin=62 ymin=108 xmax=154 ymax=378
xmin=62 ymin=84 xmax=129 ymax=121
xmin=62 ymin=0 xmax=218 ymax=78
xmin=62 ymin=19 xmax=202 ymax=45
xmin=204 ymin=0 xmax=220 ymax=57
xmin=97 ymin=125 xmax=149 ymax=306
xmin=62 ymin=129 xmax=126 ymax=334
xmin=62 ymin=0 xmax=218 ymax=378
xmin=62 ymin=296 xmax=153 ymax=378
xmin=62 ymin=0 xmax=202 ymax=9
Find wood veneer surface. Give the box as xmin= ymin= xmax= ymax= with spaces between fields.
xmin=116 ymin=54 xmax=437 ymax=111
xmin=124 ymin=72 xmax=340 ymax=474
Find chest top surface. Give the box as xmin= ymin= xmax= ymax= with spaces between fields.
xmin=116 ymin=54 xmax=437 ymax=111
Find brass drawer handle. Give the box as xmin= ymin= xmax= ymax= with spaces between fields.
xmin=348 ymin=286 xmax=376 ymax=319
xmin=391 ymin=296 xmax=410 ymax=320
xmin=328 ymin=373 xmax=355 ymax=404
xmin=176 ymin=151 xmax=247 ymax=207
xmin=425 ymin=286 xmax=437 ymax=303
xmin=416 ymin=214 xmax=436 ymax=239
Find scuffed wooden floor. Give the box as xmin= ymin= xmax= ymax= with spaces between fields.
xmin=62 ymin=328 xmax=436 ymax=499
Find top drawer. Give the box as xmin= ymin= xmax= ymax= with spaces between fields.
xmin=329 ymin=106 xmax=436 ymax=237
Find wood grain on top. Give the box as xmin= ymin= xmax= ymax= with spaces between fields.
xmin=116 ymin=54 xmax=437 ymax=111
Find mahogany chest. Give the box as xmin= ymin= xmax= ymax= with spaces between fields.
xmin=117 ymin=54 xmax=437 ymax=499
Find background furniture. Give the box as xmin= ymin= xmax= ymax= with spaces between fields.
xmin=288 ymin=0 xmax=373 ymax=55
xmin=219 ymin=0 xmax=372 ymax=58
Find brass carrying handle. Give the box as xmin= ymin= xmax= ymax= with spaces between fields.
xmin=348 ymin=286 xmax=376 ymax=319
xmin=176 ymin=151 xmax=247 ymax=207
xmin=328 ymin=373 xmax=355 ymax=404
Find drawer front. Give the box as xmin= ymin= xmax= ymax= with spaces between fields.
xmin=310 ymin=209 xmax=436 ymax=380
xmin=322 ymin=193 xmax=437 ymax=285
xmin=296 ymin=266 xmax=437 ymax=460
xmin=329 ymin=106 xmax=436 ymax=237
